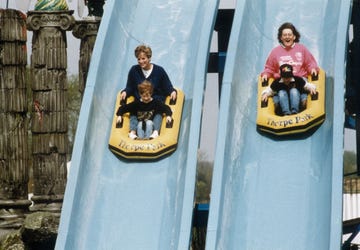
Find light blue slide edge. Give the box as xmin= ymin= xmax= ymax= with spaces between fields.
xmin=206 ymin=0 xmax=351 ymax=250
xmin=55 ymin=0 xmax=219 ymax=249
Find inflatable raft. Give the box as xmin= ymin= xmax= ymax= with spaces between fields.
xmin=256 ymin=69 xmax=325 ymax=136
xmin=108 ymin=88 xmax=184 ymax=160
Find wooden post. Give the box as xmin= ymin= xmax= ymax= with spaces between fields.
xmin=26 ymin=10 xmax=75 ymax=214
xmin=72 ymin=19 xmax=100 ymax=98
xmin=0 ymin=9 xmax=32 ymax=230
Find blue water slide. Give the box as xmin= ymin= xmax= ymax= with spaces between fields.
xmin=206 ymin=0 xmax=351 ymax=249
xmin=55 ymin=0 xmax=219 ymax=249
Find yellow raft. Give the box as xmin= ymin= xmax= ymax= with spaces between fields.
xmin=108 ymin=88 xmax=185 ymax=160
xmin=256 ymin=69 xmax=325 ymax=136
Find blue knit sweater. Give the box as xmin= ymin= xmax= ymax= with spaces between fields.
xmin=122 ymin=64 xmax=175 ymax=102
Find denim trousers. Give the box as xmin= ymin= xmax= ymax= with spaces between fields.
xmin=277 ymin=88 xmax=301 ymax=114
xmin=137 ymin=120 xmax=154 ymax=139
xmin=130 ymin=114 xmax=162 ymax=133
xmin=273 ymin=93 xmax=308 ymax=106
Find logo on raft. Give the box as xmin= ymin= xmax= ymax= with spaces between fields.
xmin=118 ymin=139 xmax=167 ymax=152
xmin=266 ymin=113 xmax=314 ymax=128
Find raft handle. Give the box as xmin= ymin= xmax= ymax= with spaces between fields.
xmin=311 ymin=73 xmax=319 ymax=81
xmin=169 ymin=97 xmax=177 ymax=105
xmin=311 ymin=91 xmax=319 ymax=101
xmin=116 ymin=118 xmax=123 ymax=128
xmin=261 ymin=100 xmax=268 ymax=108
xmin=262 ymin=79 xmax=269 ymax=87
xmin=166 ymin=118 xmax=174 ymax=128
xmin=120 ymin=99 xmax=126 ymax=106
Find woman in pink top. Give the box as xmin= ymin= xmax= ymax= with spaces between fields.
xmin=261 ymin=22 xmax=319 ymax=111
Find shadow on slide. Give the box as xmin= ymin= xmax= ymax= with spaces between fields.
xmin=206 ymin=0 xmax=351 ymax=249
xmin=55 ymin=0 xmax=219 ymax=249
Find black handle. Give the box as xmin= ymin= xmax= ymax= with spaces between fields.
xmin=262 ymin=79 xmax=269 ymax=87
xmin=116 ymin=118 xmax=123 ymax=128
xmin=166 ymin=118 xmax=174 ymax=128
xmin=169 ymin=98 xmax=176 ymax=105
xmin=311 ymin=91 xmax=319 ymax=101
xmin=311 ymin=73 xmax=318 ymax=81
xmin=261 ymin=100 xmax=268 ymax=108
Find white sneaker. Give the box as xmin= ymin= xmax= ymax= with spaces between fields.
xmin=150 ymin=130 xmax=159 ymax=139
xmin=128 ymin=132 xmax=137 ymax=140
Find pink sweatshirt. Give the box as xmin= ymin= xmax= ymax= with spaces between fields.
xmin=261 ymin=43 xmax=319 ymax=79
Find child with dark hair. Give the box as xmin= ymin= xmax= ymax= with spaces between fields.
xmin=261 ymin=64 xmax=317 ymax=115
xmin=116 ymin=80 xmax=172 ymax=139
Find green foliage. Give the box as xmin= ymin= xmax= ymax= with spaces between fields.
xmin=67 ymin=75 xmax=81 ymax=157
xmin=343 ymin=151 xmax=359 ymax=193
xmin=26 ymin=67 xmax=32 ymax=114
xmin=0 ymin=230 xmax=24 ymax=250
xmin=26 ymin=67 xmax=33 ymax=192
xmin=195 ymin=159 xmax=213 ymax=203
xmin=344 ymin=150 xmax=357 ymax=176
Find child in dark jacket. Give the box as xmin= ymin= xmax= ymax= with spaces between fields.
xmin=261 ymin=64 xmax=317 ymax=115
xmin=116 ymin=80 xmax=172 ymax=139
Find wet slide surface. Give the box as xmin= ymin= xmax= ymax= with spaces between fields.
xmin=206 ymin=0 xmax=351 ymax=250
xmin=55 ymin=0 xmax=219 ymax=249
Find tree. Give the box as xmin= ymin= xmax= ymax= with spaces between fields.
xmin=67 ymin=75 xmax=81 ymax=158
xmin=344 ymin=150 xmax=357 ymax=176
xmin=343 ymin=151 xmax=358 ymax=194
xmin=196 ymin=151 xmax=213 ymax=203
